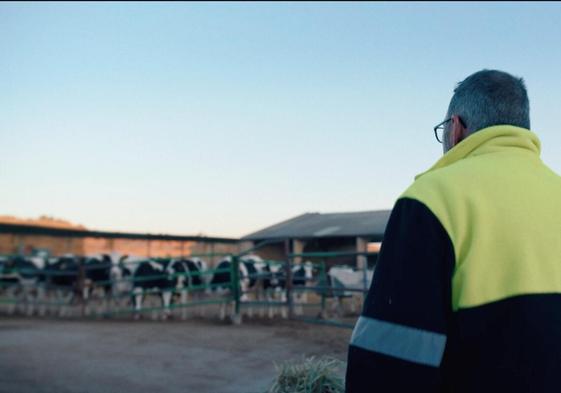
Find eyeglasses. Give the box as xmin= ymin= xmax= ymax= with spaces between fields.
xmin=433 ymin=117 xmax=466 ymax=143
xmin=433 ymin=118 xmax=451 ymax=144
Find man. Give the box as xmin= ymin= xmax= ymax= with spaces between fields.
xmin=346 ymin=69 xmax=561 ymax=392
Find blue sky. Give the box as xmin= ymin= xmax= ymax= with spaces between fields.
xmin=2 ymin=2 xmax=561 ymax=237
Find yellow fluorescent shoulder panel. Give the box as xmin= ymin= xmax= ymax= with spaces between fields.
xmin=401 ymin=126 xmax=561 ymax=310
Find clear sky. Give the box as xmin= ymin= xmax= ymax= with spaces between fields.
xmin=2 ymin=2 xmax=561 ymax=238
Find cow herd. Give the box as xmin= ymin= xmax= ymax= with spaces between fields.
xmin=0 ymin=253 xmax=326 ymax=320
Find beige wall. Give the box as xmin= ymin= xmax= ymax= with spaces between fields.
xmin=0 ymin=233 xmax=82 ymax=256
xmin=253 ymin=243 xmax=286 ymax=262
xmin=190 ymin=241 xmax=241 ymax=266
xmin=0 ymin=233 xmax=238 ymax=266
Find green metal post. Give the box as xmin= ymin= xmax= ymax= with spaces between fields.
xmin=231 ymin=255 xmax=242 ymax=325
xmin=320 ymin=260 xmax=327 ymax=319
xmin=285 ymin=239 xmax=294 ymax=319
xmin=77 ymin=258 xmax=86 ymax=318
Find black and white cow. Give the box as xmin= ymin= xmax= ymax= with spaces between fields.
xmin=44 ymin=255 xmax=81 ymax=316
xmin=168 ymin=257 xmax=210 ymax=317
xmin=326 ymin=265 xmax=374 ymax=317
xmin=209 ymin=256 xmax=240 ymax=320
xmin=82 ymin=254 xmax=115 ymax=314
xmin=1 ymin=255 xmax=96 ymax=317
xmin=209 ymin=255 xmax=267 ymax=319
xmin=211 ymin=255 xmax=268 ymax=298
xmin=291 ymin=261 xmax=315 ymax=315
xmin=130 ymin=258 xmax=189 ymax=320
xmin=240 ymin=255 xmax=271 ymax=317
xmin=241 ymin=255 xmax=266 ymax=290
xmin=266 ymin=261 xmax=315 ymax=318
xmin=45 ymin=255 xmax=80 ymax=289
xmin=208 ymin=255 xmax=314 ymax=319
xmin=180 ymin=258 xmax=209 ymax=290
xmin=209 ymin=258 xmax=233 ymax=293
xmin=185 ymin=258 xmax=212 ymax=291
xmin=210 ymin=256 xmax=248 ymax=300
xmin=0 ymin=256 xmax=45 ymax=316
xmin=109 ymin=256 xmax=135 ymax=302
xmin=41 ymin=254 xmax=128 ymax=317
xmin=260 ymin=262 xmax=286 ymax=318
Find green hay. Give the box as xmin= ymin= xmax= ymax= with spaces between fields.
xmin=267 ymin=356 xmax=345 ymax=393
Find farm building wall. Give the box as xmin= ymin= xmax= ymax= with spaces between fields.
xmin=0 ymin=232 xmax=239 ymax=265
xmin=190 ymin=241 xmax=242 ymax=266
xmin=1 ymin=233 xmax=83 ymax=256
xmin=247 ymin=237 xmax=380 ymax=268
xmin=252 ymin=243 xmax=286 ymax=262
xmin=302 ymin=238 xmax=358 ymax=267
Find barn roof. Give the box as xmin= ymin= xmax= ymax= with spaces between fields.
xmin=242 ymin=210 xmax=392 ymax=242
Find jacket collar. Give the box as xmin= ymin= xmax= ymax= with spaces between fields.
xmin=416 ymin=125 xmax=541 ymax=180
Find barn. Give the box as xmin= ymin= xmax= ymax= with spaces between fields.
xmin=0 ymin=222 xmax=239 ymax=265
xmin=1 ymin=210 xmax=392 ymax=268
xmin=241 ymin=210 xmax=392 ymax=268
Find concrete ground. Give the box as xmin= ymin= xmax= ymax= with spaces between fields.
xmin=0 ymin=317 xmax=351 ymax=393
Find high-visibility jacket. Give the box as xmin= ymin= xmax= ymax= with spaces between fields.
xmin=346 ymin=125 xmax=561 ymax=393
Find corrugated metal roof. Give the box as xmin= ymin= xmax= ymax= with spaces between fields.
xmin=242 ymin=210 xmax=392 ymax=241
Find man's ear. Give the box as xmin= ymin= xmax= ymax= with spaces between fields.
xmin=451 ymin=115 xmax=467 ymax=146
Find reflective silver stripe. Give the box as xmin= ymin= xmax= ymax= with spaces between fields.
xmin=350 ymin=316 xmax=446 ymax=367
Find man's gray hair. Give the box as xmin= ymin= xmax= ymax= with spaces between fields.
xmin=447 ymin=69 xmax=530 ymax=134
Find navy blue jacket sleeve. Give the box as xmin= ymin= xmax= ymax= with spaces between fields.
xmin=345 ymin=197 xmax=455 ymax=392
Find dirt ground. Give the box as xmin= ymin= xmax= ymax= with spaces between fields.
xmin=0 ymin=317 xmax=352 ymax=393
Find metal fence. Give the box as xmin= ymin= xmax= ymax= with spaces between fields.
xmin=285 ymin=251 xmax=374 ymax=329
xmin=0 ymin=246 xmax=375 ymax=329
xmin=0 ymin=253 xmax=240 ymax=321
